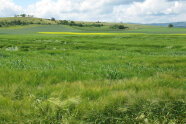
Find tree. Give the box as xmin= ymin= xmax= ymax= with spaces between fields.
xmin=110 ymin=24 xmax=127 ymax=29
xmin=168 ymin=24 xmax=173 ymax=28
xmin=118 ymin=25 xmax=125 ymax=29
xmin=69 ymin=21 xmax=75 ymax=26
xmin=28 ymin=15 xmax=34 ymax=17
xmin=20 ymin=14 xmax=26 ymax=17
xmin=58 ymin=20 xmax=68 ymax=25
xmin=51 ymin=17 xmax=56 ymax=21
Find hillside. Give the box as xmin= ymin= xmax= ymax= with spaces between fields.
xmin=0 ymin=17 xmax=153 ymax=29
xmin=1 ymin=17 xmax=186 ymax=35
xmin=0 ymin=17 xmax=57 ymax=26
xmin=147 ymin=22 xmax=186 ymax=28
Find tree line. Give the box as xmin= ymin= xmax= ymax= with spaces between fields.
xmin=0 ymin=15 xmax=128 ymax=30
xmin=14 ymin=14 xmax=34 ymax=18
xmin=57 ymin=20 xmax=104 ymax=27
xmin=0 ymin=20 xmax=41 ymax=27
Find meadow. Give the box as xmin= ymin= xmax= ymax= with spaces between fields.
xmin=0 ymin=24 xmax=186 ymax=123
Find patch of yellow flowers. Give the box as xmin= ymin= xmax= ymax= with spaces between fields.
xmin=38 ymin=32 xmax=186 ymax=36
xmin=38 ymin=32 xmax=146 ymax=35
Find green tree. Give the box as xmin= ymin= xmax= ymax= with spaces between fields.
xmin=51 ymin=17 xmax=56 ymax=21
xmin=168 ymin=24 xmax=173 ymax=28
xmin=69 ymin=21 xmax=75 ymax=26
xmin=58 ymin=20 xmax=68 ymax=25
xmin=20 ymin=14 xmax=26 ymax=17
xmin=118 ymin=25 xmax=125 ymax=29
xmin=110 ymin=24 xmax=127 ymax=29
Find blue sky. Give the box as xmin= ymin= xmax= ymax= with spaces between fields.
xmin=1 ymin=0 xmax=186 ymax=23
xmin=12 ymin=0 xmax=39 ymax=7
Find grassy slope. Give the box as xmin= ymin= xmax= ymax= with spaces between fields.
xmin=0 ymin=18 xmax=186 ymax=123
xmin=1 ymin=24 xmax=186 ymax=35
xmin=0 ymin=17 xmax=56 ymax=24
xmin=1 ymin=17 xmax=186 ymax=34
xmin=147 ymin=22 xmax=186 ymax=27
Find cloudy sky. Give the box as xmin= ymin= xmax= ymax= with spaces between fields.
xmin=0 ymin=0 xmax=186 ymax=23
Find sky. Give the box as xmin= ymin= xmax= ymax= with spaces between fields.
xmin=0 ymin=0 xmax=186 ymax=23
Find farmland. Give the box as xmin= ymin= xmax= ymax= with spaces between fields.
xmin=0 ymin=21 xmax=186 ymax=123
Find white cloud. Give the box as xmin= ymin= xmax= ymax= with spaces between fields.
xmin=113 ymin=0 xmax=186 ymax=23
xmin=0 ymin=0 xmax=186 ymax=23
xmin=26 ymin=0 xmax=146 ymax=21
xmin=0 ymin=0 xmax=23 ymax=17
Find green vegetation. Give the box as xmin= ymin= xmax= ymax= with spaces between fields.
xmin=0 ymin=17 xmax=56 ymax=27
xmin=110 ymin=24 xmax=128 ymax=29
xmin=169 ymin=24 xmax=174 ymax=28
xmin=0 ymin=17 xmax=105 ymax=28
xmin=0 ymin=18 xmax=186 ymax=123
xmin=51 ymin=17 xmax=56 ymax=22
xmin=59 ymin=20 xmax=103 ymax=27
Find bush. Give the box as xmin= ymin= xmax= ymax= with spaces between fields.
xmin=118 ymin=25 xmax=125 ymax=29
xmin=20 ymin=14 xmax=26 ymax=17
xmin=168 ymin=24 xmax=173 ymax=28
xmin=90 ymin=23 xmax=103 ymax=27
xmin=51 ymin=17 xmax=56 ymax=21
xmin=58 ymin=20 xmax=69 ymax=25
xmin=110 ymin=24 xmax=127 ymax=29
xmin=77 ymin=23 xmax=83 ymax=27
xmin=69 ymin=21 xmax=75 ymax=26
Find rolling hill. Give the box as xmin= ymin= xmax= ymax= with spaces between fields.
xmin=147 ymin=22 xmax=186 ymax=27
xmin=1 ymin=17 xmax=186 ymax=35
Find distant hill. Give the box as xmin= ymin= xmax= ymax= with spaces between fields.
xmin=0 ymin=17 xmax=154 ymax=30
xmin=147 ymin=22 xmax=186 ymax=28
xmin=0 ymin=17 xmax=57 ymax=26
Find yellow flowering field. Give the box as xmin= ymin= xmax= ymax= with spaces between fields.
xmin=38 ymin=32 xmax=146 ymax=35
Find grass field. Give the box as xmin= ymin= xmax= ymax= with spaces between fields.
xmin=0 ymin=24 xmax=186 ymax=123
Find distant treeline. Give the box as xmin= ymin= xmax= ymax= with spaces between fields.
xmin=57 ymin=20 xmax=128 ymax=29
xmin=57 ymin=20 xmax=104 ymax=27
xmin=0 ymin=19 xmax=104 ymax=28
xmin=0 ymin=20 xmax=34 ymax=27
xmin=0 ymin=16 xmax=128 ymax=30
xmin=110 ymin=24 xmax=128 ymax=29
xmin=14 ymin=14 xmax=34 ymax=18
xmin=0 ymin=20 xmax=46 ymax=27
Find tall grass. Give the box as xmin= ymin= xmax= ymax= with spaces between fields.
xmin=0 ymin=33 xmax=185 ymax=123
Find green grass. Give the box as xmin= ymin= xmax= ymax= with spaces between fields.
xmin=0 ymin=24 xmax=186 ymax=123
xmin=1 ymin=24 xmax=186 ymax=35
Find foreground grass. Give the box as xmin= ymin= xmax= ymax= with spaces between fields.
xmin=0 ymin=33 xmax=185 ymax=123
xmin=0 ymin=77 xmax=185 ymax=123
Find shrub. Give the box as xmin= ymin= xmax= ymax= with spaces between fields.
xmin=20 ymin=14 xmax=26 ymax=17
xmin=168 ymin=24 xmax=173 ymax=28
xmin=110 ymin=24 xmax=127 ymax=29
xmin=91 ymin=23 xmax=103 ymax=27
xmin=69 ymin=21 xmax=75 ymax=26
xmin=58 ymin=20 xmax=69 ymax=25
xmin=77 ymin=23 xmax=83 ymax=27
xmin=51 ymin=17 xmax=56 ymax=21
xmin=118 ymin=25 xmax=125 ymax=29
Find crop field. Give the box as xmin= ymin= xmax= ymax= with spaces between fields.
xmin=38 ymin=32 xmax=146 ymax=35
xmin=0 ymin=24 xmax=186 ymax=123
